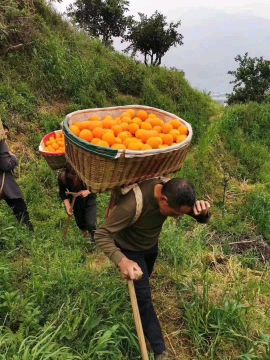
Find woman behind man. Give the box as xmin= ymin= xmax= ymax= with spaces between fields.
xmin=0 ymin=121 xmax=33 ymax=231
xmin=58 ymin=163 xmax=97 ymax=242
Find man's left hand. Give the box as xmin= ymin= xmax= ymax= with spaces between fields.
xmin=193 ymin=200 xmax=211 ymax=216
xmin=79 ymin=190 xmax=91 ymax=198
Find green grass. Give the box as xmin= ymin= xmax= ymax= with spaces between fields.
xmin=1 ymin=1 xmax=270 ymax=359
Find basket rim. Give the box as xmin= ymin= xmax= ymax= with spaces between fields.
xmin=63 ymin=105 xmax=193 ymax=159
xmin=39 ymin=129 xmax=65 ymax=157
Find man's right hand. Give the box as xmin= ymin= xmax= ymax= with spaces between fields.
xmin=118 ymin=257 xmax=143 ymax=281
xmin=64 ymin=201 xmax=73 ymax=216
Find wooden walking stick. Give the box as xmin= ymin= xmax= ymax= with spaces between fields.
xmin=128 ymin=280 xmax=149 ymax=360
xmin=63 ymin=191 xmax=80 ymax=241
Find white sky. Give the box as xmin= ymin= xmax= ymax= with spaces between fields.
xmin=55 ymin=0 xmax=270 ymax=19
xmin=53 ymin=0 xmax=270 ymax=95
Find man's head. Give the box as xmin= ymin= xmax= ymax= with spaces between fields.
xmin=156 ymin=178 xmax=196 ymax=217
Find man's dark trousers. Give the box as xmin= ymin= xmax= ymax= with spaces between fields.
xmin=121 ymin=244 xmax=166 ymax=355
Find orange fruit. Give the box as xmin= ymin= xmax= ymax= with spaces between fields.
xmin=176 ymin=134 xmax=188 ymax=143
xmin=141 ymin=144 xmax=152 ymax=150
xmin=111 ymin=143 xmax=126 ymax=150
xmin=148 ymin=113 xmax=157 ymax=119
xmin=118 ymin=131 xmax=132 ymax=141
xmin=98 ymin=140 xmax=110 ymax=148
xmin=170 ymin=119 xmax=181 ymax=129
xmin=82 ymin=121 xmax=94 ymax=129
xmin=141 ymin=122 xmax=152 ymax=130
xmin=88 ymin=121 xmax=102 ymax=130
xmin=46 ymin=145 xmax=54 ymax=152
xmin=120 ymin=122 xmax=129 ymax=131
xmin=135 ymin=129 xmax=145 ymax=140
xmin=127 ymin=140 xmax=143 ymax=150
xmin=162 ymin=133 xmax=174 ymax=146
xmin=127 ymin=109 xmax=136 ymax=118
xmin=79 ymin=129 xmax=93 ymax=142
xmin=159 ymin=144 xmax=168 ymax=149
xmin=137 ymin=110 xmax=148 ymax=121
xmin=149 ymin=130 xmax=159 ymax=137
xmin=91 ymin=138 xmax=101 ymax=145
xmin=92 ymin=127 xmax=106 ymax=139
xmin=102 ymin=132 xmax=116 ymax=146
xmin=103 ymin=118 xmax=114 ymax=129
xmin=146 ymin=136 xmax=163 ymax=149
xmin=90 ymin=115 xmax=101 ymax=122
xmin=121 ymin=115 xmax=131 ymax=124
xmin=51 ymin=141 xmax=59 ymax=150
xmin=178 ymin=124 xmax=189 ymax=135
xmin=151 ymin=117 xmax=164 ymax=127
xmin=162 ymin=123 xmax=173 ymax=134
xmin=70 ymin=124 xmax=80 ymax=135
xmin=129 ymin=122 xmax=139 ymax=134
xmin=112 ymin=124 xmax=123 ymax=136
xmin=169 ymin=129 xmax=180 ymax=141
xmin=153 ymin=126 xmax=162 ymax=133
xmin=115 ymin=117 xmax=121 ymax=124
xmin=121 ymin=111 xmax=130 ymax=118
xmin=123 ymin=137 xmax=134 ymax=147
xmin=135 ymin=129 xmax=155 ymax=143
xmin=115 ymin=137 xmax=122 ymax=144
xmin=132 ymin=117 xmax=142 ymax=126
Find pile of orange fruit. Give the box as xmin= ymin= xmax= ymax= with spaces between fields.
xmin=69 ymin=109 xmax=189 ymax=151
xmin=44 ymin=131 xmax=65 ymax=154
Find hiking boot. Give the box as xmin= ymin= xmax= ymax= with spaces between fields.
xmin=154 ymin=351 xmax=169 ymax=360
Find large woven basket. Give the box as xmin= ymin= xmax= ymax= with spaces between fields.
xmin=63 ymin=105 xmax=193 ymax=193
xmin=0 ymin=119 xmax=6 ymax=141
xmin=39 ymin=130 xmax=67 ymax=170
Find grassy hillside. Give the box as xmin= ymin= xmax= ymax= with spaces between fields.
xmin=1 ymin=1 xmax=270 ymax=359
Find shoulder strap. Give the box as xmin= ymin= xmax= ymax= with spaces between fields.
xmin=0 ymin=172 xmax=6 ymax=198
xmin=131 ymin=184 xmax=143 ymax=225
xmin=109 ymin=177 xmax=169 ymax=224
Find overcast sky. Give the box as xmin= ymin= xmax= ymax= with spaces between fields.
xmin=53 ymin=1 xmax=270 ymax=97
xmin=55 ymin=0 xmax=270 ymax=19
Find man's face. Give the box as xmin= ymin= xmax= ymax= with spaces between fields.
xmin=159 ymin=196 xmax=193 ymax=218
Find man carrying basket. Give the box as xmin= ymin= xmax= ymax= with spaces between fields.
xmin=95 ymin=177 xmax=211 ymax=359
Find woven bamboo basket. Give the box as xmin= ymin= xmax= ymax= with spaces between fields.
xmin=39 ymin=130 xmax=67 ymax=170
xmin=0 ymin=119 xmax=6 ymax=141
xmin=63 ymin=105 xmax=193 ymax=193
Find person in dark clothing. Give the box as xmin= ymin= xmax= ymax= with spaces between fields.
xmin=95 ymin=178 xmax=211 ymax=360
xmin=0 ymin=125 xmax=33 ymax=231
xmin=58 ymin=163 xmax=97 ymax=242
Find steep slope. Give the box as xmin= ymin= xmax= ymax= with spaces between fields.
xmin=1 ymin=2 xmax=270 ymax=360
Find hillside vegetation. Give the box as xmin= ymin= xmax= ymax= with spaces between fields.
xmin=1 ymin=1 xmax=270 ymax=359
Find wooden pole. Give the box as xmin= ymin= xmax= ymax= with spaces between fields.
xmin=128 ymin=280 xmax=149 ymax=360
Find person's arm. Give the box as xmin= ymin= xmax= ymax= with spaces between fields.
xmin=95 ymin=193 xmax=143 ymax=280
xmin=189 ymin=200 xmax=211 ymax=223
xmin=58 ymin=173 xmax=74 ymax=216
xmin=0 ymin=142 xmax=18 ymax=172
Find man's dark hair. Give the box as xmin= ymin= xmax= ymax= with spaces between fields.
xmin=162 ymin=178 xmax=196 ymax=209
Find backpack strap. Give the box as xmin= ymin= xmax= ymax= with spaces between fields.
xmin=131 ymin=184 xmax=143 ymax=225
xmin=0 ymin=172 xmax=5 ymax=199
xmin=107 ymin=176 xmax=170 ymax=224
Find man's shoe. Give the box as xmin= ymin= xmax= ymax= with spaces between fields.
xmin=154 ymin=351 xmax=169 ymax=360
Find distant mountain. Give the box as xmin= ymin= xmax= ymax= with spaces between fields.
xmin=162 ymin=8 xmax=270 ymax=95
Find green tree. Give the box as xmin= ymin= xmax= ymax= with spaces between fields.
xmin=227 ymin=53 xmax=270 ymax=104
xmin=124 ymin=11 xmax=183 ymax=66
xmin=67 ymin=0 xmax=132 ymax=46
